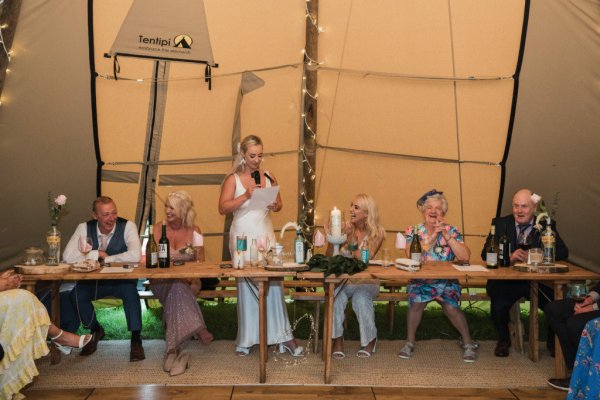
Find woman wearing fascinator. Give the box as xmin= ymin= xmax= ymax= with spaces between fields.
xmin=219 ymin=134 xmax=303 ymax=357
xmin=150 ymin=190 xmax=214 ymax=376
xmin=399 ymin=189 xmax=478 ymax=362
xmin=326 ymin=194 xmax=385 ymax=359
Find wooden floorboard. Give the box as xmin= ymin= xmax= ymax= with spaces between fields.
xmin=374 ymin=387 xmax=517 ymax=400
xmin=23 ymin=385 xmax=566 ymax=400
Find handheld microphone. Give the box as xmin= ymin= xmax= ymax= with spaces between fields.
xmin=252 ymin=171 xmax=261 ymax=186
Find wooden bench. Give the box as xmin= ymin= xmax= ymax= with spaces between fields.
xmin=138 ymin=277 xmax=525 ymax=355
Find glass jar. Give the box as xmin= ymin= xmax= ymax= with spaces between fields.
xmin=23 ymin=246 xmax=45 ymax=266
xmin=46 ymin=224 xmax=61 ymax=265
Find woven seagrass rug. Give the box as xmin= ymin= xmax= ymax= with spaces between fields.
xmin=30 ymin=340 xmax=554 ymax=388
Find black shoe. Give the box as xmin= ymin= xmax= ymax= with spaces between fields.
xmin=547 ymin=378 xmax=570 ymax=391
xmin=80 ymin=327 xmax=105 ymax=356
xmin=494 ymin=341 xmax=510 ymax=357
xmin=130 ymin=341 xmax=146 ymax=362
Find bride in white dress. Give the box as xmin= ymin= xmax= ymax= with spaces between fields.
xmin=218 ymin=135 xmax=303 ymax=356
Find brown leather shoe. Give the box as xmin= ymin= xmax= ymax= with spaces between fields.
xmin=494 ymin=341 xmax=510 ymax=357
xmin=130 ymin=341 xmax=146 ymax=362
xmin=80 ymin=328 xmax=105 ymax=357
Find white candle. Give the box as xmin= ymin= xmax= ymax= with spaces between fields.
xmin=330 ymin=207 xmax=342 ymax=237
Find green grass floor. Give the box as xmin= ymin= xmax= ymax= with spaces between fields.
xmin=86 ymin=299 xmax=550 ymax=342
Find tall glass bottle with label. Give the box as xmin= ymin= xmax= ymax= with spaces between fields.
xmin=410 ymin=231 xmax=422 ymax=263
xmin=485 ymin=225 xmax=499 ymax=269
xmin=542 ymin=224 xmax=556 ymax=265
xmin=146 ymin=224 xmax=158 ymax=268
xmin=158 ymin=222 xmax=170 ymax=268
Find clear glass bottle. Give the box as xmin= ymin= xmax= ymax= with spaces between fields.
xmin=250 ymin=238 xmax=258 ymax=266
xmin=294 ymin=229 xmax=305 ymax=264
xmin=360 ymin=239 xmax=370 ymax=263
xmin=46 ymin=224 xmax=61 ymax=265
xmin=542 ymin=224 xmax=556 ymax=265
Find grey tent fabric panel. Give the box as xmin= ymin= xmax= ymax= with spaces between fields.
xmin=158 ymin=174 xmax=226 ymax=186
xmin=101 ymin=170 xmax=140 ymax=183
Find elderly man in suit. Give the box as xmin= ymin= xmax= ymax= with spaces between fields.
xmin=63 ymin=196 xmax=145 ymax=362
xmin=481 ymin=189 xmax=569 ymax=357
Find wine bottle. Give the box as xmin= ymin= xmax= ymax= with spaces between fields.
xmin=410 ymin=230 xmax=422 ymax=263
xmin=541 ymin=224 xmax=556 ymax=265
xmin=360 ymin=238 xmax=370 ymax=263
xmin=294 ymin=229 xmax=305 ymax=264
xmin=485 ymin=225 xmax=498 ymax=269
xmin=158 ymin=222 xmax=170 ymax=268
xmin=250 ymin=238 xmax=258 ymax=266
xmin=498 ymin=227 xmax=510 ymax=267
xmin=145 ymin=224 xmax=158 ymax=268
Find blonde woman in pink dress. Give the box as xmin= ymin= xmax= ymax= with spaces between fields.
xmin=150 ymin=191 xmax=213 ymax=376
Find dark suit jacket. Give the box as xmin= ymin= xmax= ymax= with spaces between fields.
xmin=480 ymin=214 xmax=569 ymax=261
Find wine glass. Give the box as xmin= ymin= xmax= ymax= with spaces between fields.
xmin=517 ymin=232 xmax=532 ymax=251
xmin=79 ymin=236 xmax=93 ymax=256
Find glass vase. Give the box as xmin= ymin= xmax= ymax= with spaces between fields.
xmin=46 ymin=224 xmax=61 ymax=265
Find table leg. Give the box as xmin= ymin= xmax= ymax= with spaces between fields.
xmin=50 ymin=281 xmax=62 ymax=365
xmin=258 ymin=278 xmax=268 ymax=383
xmin=324 ymin=281 xmax=335 ymax=384
xmin=528 ymin=281 xmax=539 ymax=362
xmin=553 ymin=282 xmax=567 ymax=379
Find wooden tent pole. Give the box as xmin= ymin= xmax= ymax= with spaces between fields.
xmin=301 ymin=0 xmax=318 ymax=246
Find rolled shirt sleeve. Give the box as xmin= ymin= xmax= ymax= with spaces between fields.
xmin=104 ymin=221 xmax=141 ymax=263
xmin=62 ymin=222 xmax=89 ymax=263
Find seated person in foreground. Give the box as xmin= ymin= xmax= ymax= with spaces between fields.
xmin=150 ymin=191 xmax=213 ymax=377
xmin=327 ymin=194 xmax=385 ymax=359
xmin=482 ymin=189 xmax=568 ymax=357
xmin=566 ymin=317 xmax=600 ymax=399
xmin=545 ymin=282 xmax=600 ymax=391
xmin=400 ymin=189 xmax=477 ymax=362
xmin=63 ymin=196 xmax=145 ymax=362
xmin=0 ymin=269 xmax=91 ymax=399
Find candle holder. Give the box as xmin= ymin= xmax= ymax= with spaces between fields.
xmin=326 ymin=233 xmax=347 ymax=256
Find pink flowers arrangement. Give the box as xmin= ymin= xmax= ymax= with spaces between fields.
xmin=48 ymin=192 xmax=68 ymax=225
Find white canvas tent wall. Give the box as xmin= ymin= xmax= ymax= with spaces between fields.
xmin=0 ymin=0 xmax=598 ymax=273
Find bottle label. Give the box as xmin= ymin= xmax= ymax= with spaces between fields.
xmin=498 ymin=244 xmax=504 ymax=260
xmin=542 ymin=236 xmax=555 ymax=246
xmin=486 ymin=253 xmax=498 ymax=266
xmin=150 ymin=252 xmax=158 ymax=265
xmin=360 ymin=248 xmax=369 ymax=263
xmin=159 ymin=244 xmax=168 ymax=258
xmin=411 ymin=252 xmax=421 ymax=263
xmin=295 ymin=240 xmax=305 ymax=263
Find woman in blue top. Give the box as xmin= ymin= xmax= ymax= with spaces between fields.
xmin=399 ymin=189 xmax=477 ymax=362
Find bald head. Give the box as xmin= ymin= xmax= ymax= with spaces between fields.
xmin=512 ymin=189 xmax=536 ymax=225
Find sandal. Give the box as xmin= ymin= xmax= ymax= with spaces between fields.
xmin=399 ymin=341 xmax=414 ymax=359
xmin=463 ymin=343 xmax=477 ymax=363
xmin=235 ymin=346 xmax=251 ymax=356
xmin=332 ymin=350 xmax=346 ymax=359
xmin=50 ymin=330 xmax=92 ymax=355
xmin=356 ymin=338 xmax=377 ymax=358
xmin=332 ymin=337 xmax=345 ymax=359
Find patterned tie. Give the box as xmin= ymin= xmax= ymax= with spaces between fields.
xmin=517 ymin=223 xmax=531 ymax=245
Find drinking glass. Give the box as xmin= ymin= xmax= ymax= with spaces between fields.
xmin=257 ymin=235 xmax=270 ymax=266
xmin=567 ymin=282 xmax=589 ymax=303
xmin=517 ymin=233 xmax=532 ymax=251
xmin=79 ymin=236 xmax=93 ymax=256
xmin=382 ymin=248 xmax=391 ymax=269
xmin=527 ymin=248 xmax=543 ymax=265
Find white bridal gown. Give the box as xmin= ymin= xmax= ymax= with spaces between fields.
xmin=229 ymin=173 xmax=293 ymax=350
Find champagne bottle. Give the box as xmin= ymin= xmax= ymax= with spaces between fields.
xmin=542 ymin=223 xmax=556 ymax=265
xmin=294 ymin=229 xmax=305 ymax=264
xmin=158 ymin=222 xmax=170 ymax=268
xmin=145 ymin=224 xmax=158 ymax=268
xmin=410 ymin=231 xmax=422 ymax=263
xmin=360 ymin=238 xmax=370 ymax=263
xmin=498 ymin=227 xmax=510 ymax=267
xmin=485 ymin=225 xmax=498 ymax=269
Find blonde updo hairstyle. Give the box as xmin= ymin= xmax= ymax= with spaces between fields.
xmin=349 ymin=193 xmax=386 ymax=246
xmin=417 ymin=193 xmax=449 ymax=215
xmin=232 ymin=134 xmax=263 ymax=174
xmin=166 ymin=190 xmax=196 ymax=229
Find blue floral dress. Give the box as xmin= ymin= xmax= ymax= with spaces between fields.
xmin=567 ymin=317 xmax=600 ymax=399
xmin=405 ymin=223 xmax=463 ymax=308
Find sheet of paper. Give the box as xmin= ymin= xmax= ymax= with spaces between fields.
xmin=247 ymin=186 xmax=279 ymax=211
xmin=452 ymin=264 xmax=489 ymax=272
xmin=100 ymin=266 xmax=135 ymax=273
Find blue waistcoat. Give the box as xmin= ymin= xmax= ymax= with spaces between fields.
xmin=86 ymin=217 xmax=128 ymax=256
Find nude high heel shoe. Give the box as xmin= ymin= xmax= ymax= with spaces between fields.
xmin=163 ymin=351 xmax=178 ymax=372
xmin=169 ymin=352 xmax=190 ymax=377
